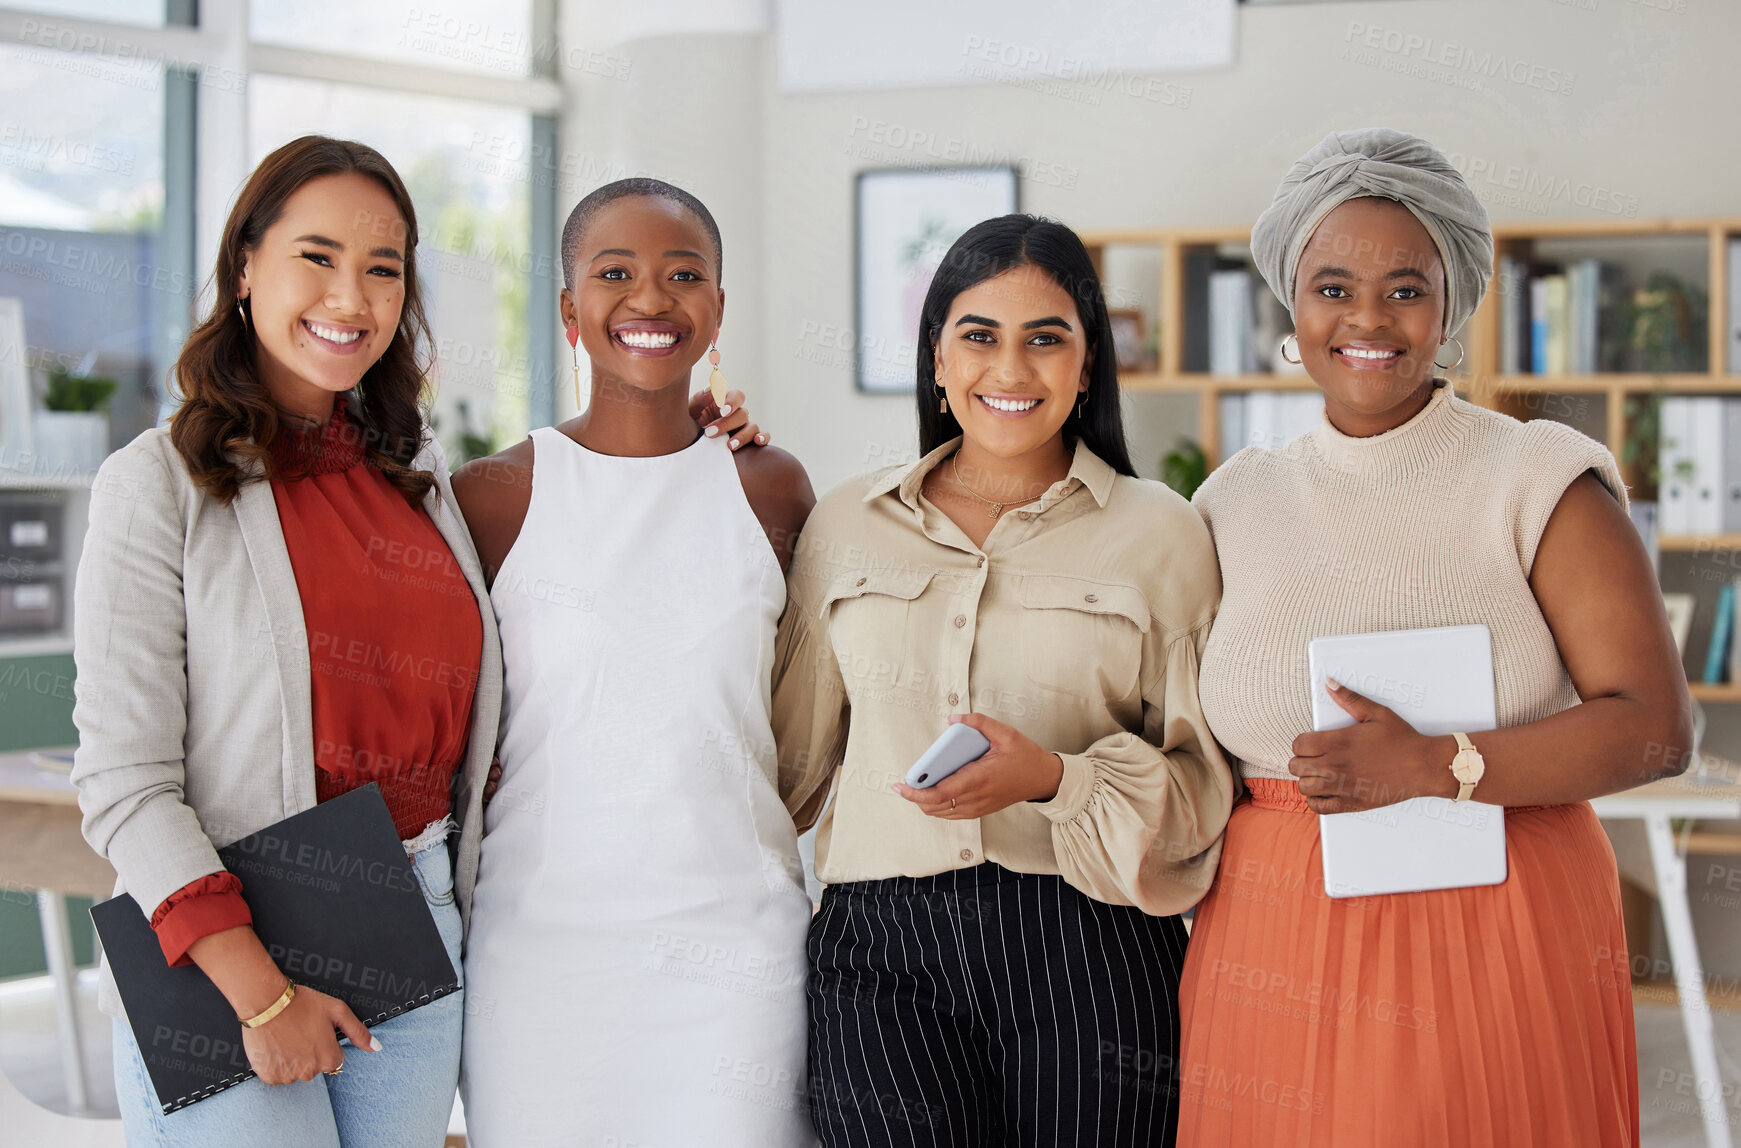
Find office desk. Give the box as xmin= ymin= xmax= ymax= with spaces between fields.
xmin=0 ymin=747 xmax=113 ymax=1115
xmin=1593 ymin=770 xmax=1741 ymax=1148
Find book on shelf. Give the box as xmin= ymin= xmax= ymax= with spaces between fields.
xmin=1542 ymin=274 xmax=1569 ymax=376
xmin=1184 ymin=250 xmax=1214 ymax=373
xmin=1516 ymin=259 xmax=1618 ymax=376
xmin=1692 ymin=396 xmax=1725 ymax=535
xmin=1499 ymin=255 xmax=1525 ymax=375
xmin=1220 ymin=391 xmax=1321 ymax=457
xmin=1726 ymin=400 xmax=1741 ymax=534
xmin=1708 ymin=581 xmax=1737 ymax=684
xmin=1660 ymin=396 xmax=1693 ymax=535
xmin=1661 ymin=395 xmax=1741 ymax=536
xmin=1629 ymin=500 xmax=1658 ymax=556
xmin=1208 ymin=268 xmax=1254 ymax=377
xmin=1730 ymin=236 xmax=1741 ymax=375
xmin=1731 ymin=587 xmax=1741 ymax=687
xmin=1218 ymin=393 xmax=1245 ymax=463
xmin=1663 ymin=592 xmax=1695 ymax=657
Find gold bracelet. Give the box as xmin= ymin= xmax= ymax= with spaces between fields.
xmin=240 ymin=980 xmax=296 ymax=1029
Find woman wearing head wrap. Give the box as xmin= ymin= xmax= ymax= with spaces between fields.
xmin=1176 ymin=128 xmax=1687 ymax=1146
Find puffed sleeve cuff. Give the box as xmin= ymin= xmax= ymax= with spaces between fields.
xmin=1035 ymin=752 xmax=1097 ymax=825
xmin=149 ymin=873 xmax=250 ymax=967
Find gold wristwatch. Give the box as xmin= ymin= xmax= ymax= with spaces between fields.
xmin=1450 ymin=732 xmax=1485 ymax=802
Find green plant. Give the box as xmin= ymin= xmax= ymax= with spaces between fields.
xmin=1625 ymin=272 xmax=1708 ymax=373
xmin=1159 ymin=437 xmax=1207 ymax=499
xmin=42 ymin=367 xmax=117 ymax=413
xmin=1621 ymin=391 xmax=1663 ymax=491
xmin=448 ymin=400 xmax=494 ymax=466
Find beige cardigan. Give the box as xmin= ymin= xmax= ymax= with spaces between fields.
xmin=70 ymin=425 xmax=503 ymax=1017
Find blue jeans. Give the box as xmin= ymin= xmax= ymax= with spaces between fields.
xmin=112 ymin=830 xmax=465 ymax=1147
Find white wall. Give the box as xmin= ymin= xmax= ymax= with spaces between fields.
xmin=749 ymin=0 xmax=1741 ymax=489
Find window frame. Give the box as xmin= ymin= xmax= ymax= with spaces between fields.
xmin=0 ymin=0 xmax=561 ymax=428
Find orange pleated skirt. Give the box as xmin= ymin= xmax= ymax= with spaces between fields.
xmin=1177 ymin=779 xmax=1639 ymax=1147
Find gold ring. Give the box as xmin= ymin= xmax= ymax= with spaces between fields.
xmin=949 ymin=798 xmax=956 ymax=811
xmin=324 ymin=1063 xmax=345 ymax=1076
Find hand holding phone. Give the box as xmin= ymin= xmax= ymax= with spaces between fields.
xmin=904 ymin=724 xmax=992 ymax=789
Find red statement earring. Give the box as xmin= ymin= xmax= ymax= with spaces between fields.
xmin=565 ymin=325 xmax=581 ymax=411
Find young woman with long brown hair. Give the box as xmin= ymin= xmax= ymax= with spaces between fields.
xmin=70 ymin=137 xmax=760 ymax=1146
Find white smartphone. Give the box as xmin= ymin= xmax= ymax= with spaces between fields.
xmin=904 ymin=724 xmax=991 ymax=789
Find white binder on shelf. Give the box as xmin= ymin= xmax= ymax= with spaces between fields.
xmin=1660 ymin=396 xmax=1692 ymax=536
xmin=1723 ymin=398 xmax=1741 ymax=535
xmin=1308 ymin=624 xmax=1507 ymax=899
xmin=1691 ymin=396 xmax=1725 ymax=536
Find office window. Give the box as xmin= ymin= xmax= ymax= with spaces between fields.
xmin=250 ymin=0 xmax=536 ymax=78
xmin=249 ymin=75 xmax=536 ymax=457
xmin=2 ymin=0 xmax=167 ymax=28
xmin=0 ymin=41 xmax=175 ymax=465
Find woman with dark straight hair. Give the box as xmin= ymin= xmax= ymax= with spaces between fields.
xmin=773 ymin=214 xmax=1235 ymax=1147
xmin=912 ymin=216 xmax=1137 ymax=474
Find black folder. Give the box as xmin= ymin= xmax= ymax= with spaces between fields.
xmin=90 ymin=784 xmax=460 ymax=1114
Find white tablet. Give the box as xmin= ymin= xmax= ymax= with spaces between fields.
xmin=1307 ymin=624 xmax=1507 ymax=899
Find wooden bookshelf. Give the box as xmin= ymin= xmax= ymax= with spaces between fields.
xmin=1660 ymin=536 xmax=1741 ymax=552
xmin=1082 ymin=216 xmax=1741 ymax=472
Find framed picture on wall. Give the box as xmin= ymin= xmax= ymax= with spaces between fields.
xmin=854 ymin=167 xmax=1019 ymax=394
xmin=0 ymin=298 xmax=30 ymax=469
xmin=1108 ymin=308 xmax=1157 ymax=373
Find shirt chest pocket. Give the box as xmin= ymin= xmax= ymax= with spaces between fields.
xmin=1014 ymin=574 xmax=1150 ymax=703
xmin=822 ymin=567 xmax=937 ymax=696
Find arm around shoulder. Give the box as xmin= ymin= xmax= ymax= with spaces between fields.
xmin=735 ymin=444 xmax=816 ymax=572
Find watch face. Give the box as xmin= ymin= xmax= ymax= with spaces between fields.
xmin=1453 ymin=749 xmax=1484 ymax=783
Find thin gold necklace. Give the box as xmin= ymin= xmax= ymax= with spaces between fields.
xmin=951 ymin=453 xmax=1039 ymax=520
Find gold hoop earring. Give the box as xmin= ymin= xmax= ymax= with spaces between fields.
xmin=935 ymin=384 xmax=948 ymax=415
xmin=1279 ymin=333 xmax=1302 ymax=365
xmin=1433 ymin=336 xmax=1465 ymax=371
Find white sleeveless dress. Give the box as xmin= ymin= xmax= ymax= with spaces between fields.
xmin=460 ymin=428 xmax=814 ymax=1147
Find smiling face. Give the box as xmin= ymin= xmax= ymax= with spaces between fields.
xmin=933 ymin=265 xmax=1089 ymax=463
xmin=1292 ymin=196 xmax=1448 ymax=431
xmin=237 ymin=172 xmax=407 ymax=418
xmin=561 ymin=195 xmax=723 ymax=394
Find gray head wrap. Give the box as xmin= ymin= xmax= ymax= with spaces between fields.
xmin=1250 ymin=128 xmax=1494 ymax=339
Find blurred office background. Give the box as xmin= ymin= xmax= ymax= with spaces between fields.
xmin=1 ymin=1 xmax=1739 ymax=1144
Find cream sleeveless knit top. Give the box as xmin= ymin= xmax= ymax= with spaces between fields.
xmin=1193 ymin=384 xmax=1626 ymax=782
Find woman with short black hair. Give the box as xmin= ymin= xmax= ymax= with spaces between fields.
xmin=774 ymin=213 xmax=1236 ymax=1147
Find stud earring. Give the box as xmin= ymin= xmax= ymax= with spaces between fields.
xmin=565 ymin=325 xmax=581 ymax=411
xmin=708 ymin=330 xmax=729 ymax=407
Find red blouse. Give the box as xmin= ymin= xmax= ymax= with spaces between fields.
xmin=150 ymin=398 xmax=483 ymax=965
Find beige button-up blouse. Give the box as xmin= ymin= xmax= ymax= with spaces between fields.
xmin=772 ymin=438 xmax=1236 ymax=914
